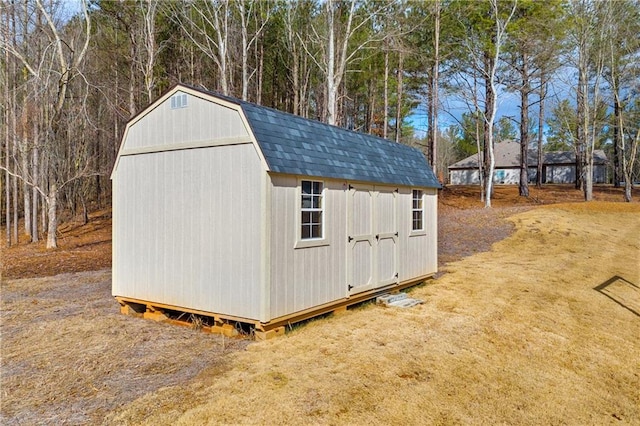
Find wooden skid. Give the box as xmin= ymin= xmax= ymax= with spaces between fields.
xmin=115 ymin=274 xmax=433 ymax=339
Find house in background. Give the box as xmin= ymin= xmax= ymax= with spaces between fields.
xmin=111 ymin=84 xmax=441 ymax=339
xmin=448 ymin=140 xmax=608 ymax=185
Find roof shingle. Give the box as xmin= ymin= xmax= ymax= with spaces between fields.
xmin=189 ymin=86 xmax=440 ymax=188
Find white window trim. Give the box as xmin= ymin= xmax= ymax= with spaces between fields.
xmin=295 ymin=178 xmax=329 ymax=249
xmin=410 ymin=189 xmax=426 ymax=237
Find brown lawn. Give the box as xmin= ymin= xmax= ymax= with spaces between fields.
xmin=1 ymin=184 xmax=639 ymax=425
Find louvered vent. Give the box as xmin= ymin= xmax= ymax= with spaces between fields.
xmin=170 ymin=93 xmax=188 ymax=109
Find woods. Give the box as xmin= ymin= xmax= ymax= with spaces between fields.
xmin=1 ymin=0 xmax=640 ymax=248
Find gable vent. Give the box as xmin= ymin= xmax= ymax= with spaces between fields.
xmin=170 ymin=92 xmax=188 ymax=109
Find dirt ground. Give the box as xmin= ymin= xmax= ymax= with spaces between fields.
xmin=1 ymin=184 xmax=639 ymax=424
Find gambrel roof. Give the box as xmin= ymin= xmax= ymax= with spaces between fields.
xmin=184 ymin=85 xmax=441 ymax=188
xmin=448 ymin=140 xmax=607 ymax=170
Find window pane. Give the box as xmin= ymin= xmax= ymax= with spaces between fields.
xmin=302 ymin=180 xmax=311 ymax=194
xmin=413 ymin=210 xmax=423 ymax=230
xmin=413 ymin=199 xmax=419 ymax=209
xmin=300 ymin=180 xmax=324 ymax=240
xmin=311 ymin=211 xmax=322 ymax=224
xmin=302 ymin=211 xmax=311 ymax=225
xmin=303 ymin=225 xmax=312 ymax=239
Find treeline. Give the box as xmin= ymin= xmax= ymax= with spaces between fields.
xmin=1 ymin=0 xmax=639 ymax=248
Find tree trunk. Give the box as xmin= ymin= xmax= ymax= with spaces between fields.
xmin=519 ymin=53 xmax=529 ymax=197
xmin=326 ymin=0 xmax=336 ymax=125
xmin=536 ymin=78 xmax=546 ymax=188
xmin=584 ymin=158 xmax=593 ymax=201
xmin=395 ymin=52 xmax=403 ymax=143
xmin=483 ymin=50 xmax=495 ymax=203
xmin=257 ymin=41 xmax=264 ymax=105
xmin=575 ymin=46 xmax=586 ymax=191
xmin=3 ymin=8 xmax=10 ymax=246
xmin=430 ymin=0 xmax=440 ymax=174
xmin=32 ymin=145 xmax=39 ymax=242
xmin=46 ymin=184 xmax=58 ymax=249
xmin=21 ymin=112 xmax=31 ymax=237
xmin=292 ymin=44 xmax=299 ymax=115
xmin=128 ymin=33 xmax=137 ymax=117
xmin=11 ymin=127 xmax=18 ymax=243
xmin=383 ymin=48 xmax=389 ymax=139
xmin=613 ymin=88 xmax=622 ymax=187
xmin=240 ymin=1 xmax=249 ymax=101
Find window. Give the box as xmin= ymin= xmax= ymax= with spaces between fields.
xmin=301 ymin=180 xmax=323 ymax=239
xmin=170 ymin=92 xmax=188 ymax=109
xmin=412 ymin=189 xmax=423 ymax=231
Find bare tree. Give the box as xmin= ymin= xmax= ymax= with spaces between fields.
xmin=302 ymin=0 xmax=391 ymax=126
xmin=568 ymin=0 xmax=610 ymax=201
xmin=172 ymin=0 xmax=231 ymax=95
xmin=236 ymin=0 xmax=271 ymax=101
xmin=451 ymin=0 xmax=517 ymax=207
xmin=429 ymin=0 xmax=440 ymax=175
xmin=138 ymin=0 xmax=161 ymax=104
xmin=1 ymin=0 xmax=92 ymax=248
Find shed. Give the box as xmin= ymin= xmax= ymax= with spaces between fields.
xmin=111 ymin=84 xmax=440 ymax=338
xmin=448 ymin=140 xmax=608 ymax=185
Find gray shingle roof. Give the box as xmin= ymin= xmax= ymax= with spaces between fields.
xmin=448 ymin=140 xmax=607 ymax=169
xmin=189 ymin=86 xmax=440 ymax=188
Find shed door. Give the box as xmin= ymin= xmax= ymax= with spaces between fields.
xmin=347 ymin=184 xmax=374 ymax=295
xmin=375 ymin=187 xmax=398 ymax=287
xmin=347 ymin=185 xmax=399 ymax=296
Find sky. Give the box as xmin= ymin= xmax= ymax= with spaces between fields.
xmin=408 ymin=65 xmax=577 ymax=141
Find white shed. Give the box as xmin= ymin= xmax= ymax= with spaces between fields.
xmin=111 ymin=84 xmax=440 ymax=338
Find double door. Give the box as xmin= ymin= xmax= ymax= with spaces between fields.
xmin=346 ymin=184 xmax=398 ymax=296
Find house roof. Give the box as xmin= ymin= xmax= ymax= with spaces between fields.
xmin=184 ymin=85 xmax=441 ymax=188
xmin=448 ymin=140 xmax=607 ymax=170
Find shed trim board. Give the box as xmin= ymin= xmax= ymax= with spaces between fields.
xmin=112 ymin=84 xmax=439 ymax=331
xmin=120 ymin=136 xmax=253 ymax=156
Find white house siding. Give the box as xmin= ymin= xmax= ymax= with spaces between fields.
xmin=450 ymin=169 xmax=480 ymax=185
xmin=124 ymin=91 xmax=250 ymax=151
xmin=450 ymin=169 xmax=523 ymax=185
xmin=112 ymin=143 xmax=265 ymax=320
xmin=493 ymin=169 xmax=520 ymax=184
xmin=398 ymin=188 xmax=438 ymax=281
xmin=545 ymin=165 xmax=575 ymax=184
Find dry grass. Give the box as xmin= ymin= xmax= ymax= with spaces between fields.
xmin=104 ymin=202 xmax=640 ymax=425
xmin=2 ymin=186 xmax=639 ymax=424
xmin=0 ymin=271 xmax=249 ymax=425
